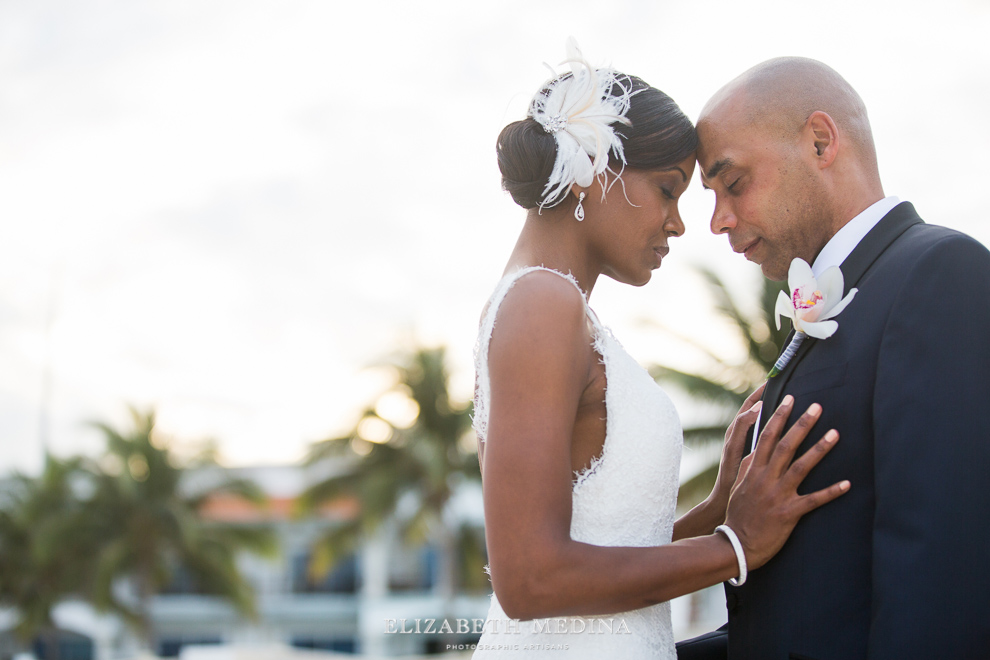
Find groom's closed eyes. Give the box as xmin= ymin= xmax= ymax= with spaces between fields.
xmin=701 ymin=157 xmax=738 ymax=190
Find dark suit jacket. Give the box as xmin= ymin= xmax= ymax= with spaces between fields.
xmin=721 ymin=203 xmax=990 ymax=659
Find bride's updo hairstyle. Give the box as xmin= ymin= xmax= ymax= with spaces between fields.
xmin=497 ymin=46 xmax=697 ymax=211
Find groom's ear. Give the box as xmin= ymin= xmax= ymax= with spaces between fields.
xmin=806 ymin=111 xmax=838 ymax=168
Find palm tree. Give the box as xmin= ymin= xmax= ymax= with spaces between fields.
xmin=650 ymin=268 xmax=788 ymax=509
xmin=84 ymin=407 xmax=278 ymax=648
xmin=0 ymin=454 xmax=96 ymax=660
xmin=300 ymin=345 xmax=487 ymax=598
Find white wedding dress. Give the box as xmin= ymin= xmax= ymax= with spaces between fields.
xmin=472 ymin=267 xmax=683 ymax=659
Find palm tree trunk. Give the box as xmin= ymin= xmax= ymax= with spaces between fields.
xmin=137 ymin=564 xmax=155 ymax=652
xmin=433 ymin=525 xmax=457 ymax=602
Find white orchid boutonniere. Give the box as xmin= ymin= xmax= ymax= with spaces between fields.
xmin=768 ymin=258 xmax=858 ymax=377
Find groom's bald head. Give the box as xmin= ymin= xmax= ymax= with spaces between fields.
xmin=699 ymin=57 xmax=879 ymax=177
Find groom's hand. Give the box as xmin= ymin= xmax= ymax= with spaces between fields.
xmin=724 ymin=395 xmax=851 ymax=571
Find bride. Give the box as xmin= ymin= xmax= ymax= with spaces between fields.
xmin=471 ymin=41 xmax=850 ymax=658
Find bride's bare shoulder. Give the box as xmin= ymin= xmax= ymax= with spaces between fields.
xmin=488 ymin=269 xmax=591 ymax=363
xmin=514 ymin=268 xmax=583 ymax=295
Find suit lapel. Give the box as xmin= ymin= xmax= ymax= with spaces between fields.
xmin=835 ymin=202 xmax=922 ymax=294
xmin=753 ymin=202 xmax=924 ymax=442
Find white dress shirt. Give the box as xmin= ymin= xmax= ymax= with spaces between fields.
xmin=811 ymin=196 xmax=901 ymax=276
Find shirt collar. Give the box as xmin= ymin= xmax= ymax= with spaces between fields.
xmin=811 ymin=196 xmax=901 ymax=277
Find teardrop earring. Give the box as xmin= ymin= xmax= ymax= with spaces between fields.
xmin=574 ymin=192 xmax=586 ymax=222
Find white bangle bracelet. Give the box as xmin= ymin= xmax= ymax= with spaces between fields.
xmin=715 ymin=524 xmax=748 ymax=587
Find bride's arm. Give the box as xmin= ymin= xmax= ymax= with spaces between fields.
xmin=482 ymin=276 xmax=847 ymax=621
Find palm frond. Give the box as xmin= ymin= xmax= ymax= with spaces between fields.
xmin=305 ymin=434 xmax=354 ymax=463
xmin=677 ymin=463 xmax=719 ymax=512
xmin=682 ymin=425 xmax=731 ymax=448
xmin=303 ymin=344 xmax=479 ymax=595
xmin=650 ymin=366 xmax=747 ymax=407
xmin=697 ymin=267 xmax=766 ymax=367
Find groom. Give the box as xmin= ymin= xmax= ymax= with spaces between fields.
xmin=678 ymin=58 xmax=990 ymax=659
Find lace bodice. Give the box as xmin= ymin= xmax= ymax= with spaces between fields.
xmin=472 ymin=267 xmax=683 ymax=659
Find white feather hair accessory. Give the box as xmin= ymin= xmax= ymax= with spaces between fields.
xmin=530 ymin=38 xmax=636 ymax=209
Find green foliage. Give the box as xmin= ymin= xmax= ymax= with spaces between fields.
xmin=652 ymin=269 xmax=787 ymax=509
xmin=0 ymin=407 xmax=277 ymax=647
xmin=0 ymin=455 xmax=96 ymax=642
xmin=302 ymin=346 xmax=484 ymax=593
xmin=84 ymin=408 xmax=277 ymax=641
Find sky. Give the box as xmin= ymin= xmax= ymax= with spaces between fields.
xmin=1 ymin=0 xmax=988 ymax=474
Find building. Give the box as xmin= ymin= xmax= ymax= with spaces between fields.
xmin=0 ymin=464 xmax=490 ymax=659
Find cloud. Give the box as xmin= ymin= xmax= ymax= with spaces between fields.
xmin=0 ymin=0 xmax=987 ymax=472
